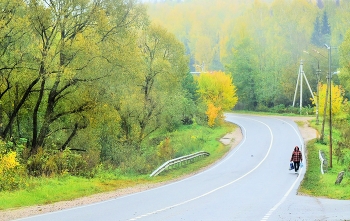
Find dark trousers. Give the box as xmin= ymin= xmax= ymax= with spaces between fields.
xmin=293 ymin=161 xmax=300 ymax=172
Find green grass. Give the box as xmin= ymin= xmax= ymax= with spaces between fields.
xmin=299 ymin=120 xmax=350 ymax=199
xmin=0 ymin=172 xmax=166 ymax=210
xmin=0 ymin=176 xmax=99 ymax=209
xmin=0 ymin=123 xmax=236 ymax=210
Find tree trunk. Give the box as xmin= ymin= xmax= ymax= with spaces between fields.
xmin=31 ymin=79 xmax=46 ymax=154
xmin=2 ymin=77 xmax=40 ymax=139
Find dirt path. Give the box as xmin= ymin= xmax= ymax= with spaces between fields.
xmin=0 ymin=116 xmax=317 ymax=221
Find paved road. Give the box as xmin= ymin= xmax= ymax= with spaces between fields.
xmin=17 ymin=114 xmax=350 ymax=221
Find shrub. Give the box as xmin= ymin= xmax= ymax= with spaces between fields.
xmin=120 ymin=154 xmax=153 ymax=174
xmin=156 ymin=137 xmax=175 ymax=163
xmin=271 ymin=104 xmax=286 ymax=113
xmin=256 ymin=104 xmax=269 ymax=112
xmin=26 ymin=148 xmax=98 ymax=177
xmin=0 ymin=150 xmax=26 ymax=191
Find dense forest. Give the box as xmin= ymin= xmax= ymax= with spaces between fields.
xmin=147 ymin=0 xmax=348 ymax=110
xmin=0 ymin=0 xmax=239 ymax=191
xmin=1 ymin=0 xmax=350 ymax=192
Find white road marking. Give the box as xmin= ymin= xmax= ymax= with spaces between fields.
xmin=260 ymin=117 xmax=305 ymax=221
xmin=129 ymin=115 xmax=274 ymax=220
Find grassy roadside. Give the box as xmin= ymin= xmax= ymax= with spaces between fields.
xmin=299 ymin=139 xmax=350 ymax=199
xmin=299 ymin=122 xmax=350 ymax=199
xmin=0 ymin=123 xmax=236 ymax=210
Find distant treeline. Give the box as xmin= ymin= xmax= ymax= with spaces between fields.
xmin=147 ymin=0 xmax=350 ymax=110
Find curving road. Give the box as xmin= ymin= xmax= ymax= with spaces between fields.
xmin=17 ymin=114 xmax=350 ymax=221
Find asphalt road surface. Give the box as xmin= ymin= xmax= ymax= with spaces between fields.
xmin=17 ymin=114 xmax=350 ymax=221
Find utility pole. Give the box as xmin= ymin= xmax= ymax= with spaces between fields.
xmin=314 ymin=49 xmax=329 ymax=143
xmin=303 ymin=50 xmax=321 ymax=125
xmin=316 ymin=67 xmax=321 ymax=125
xmin=325 ymin=44 xmax=332 ymax=168
xmin=293 ymin=60 xmax=314 ymax=114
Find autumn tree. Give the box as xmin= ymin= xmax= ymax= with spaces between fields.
xmin=99 ymin=23 xmax=189 ymax=155
xmin=311 ymin=82 xmax=345 ymax=116
xmin=196 ymin=71 xmax=238 ymax=127
xmin=0 ymin=0 xmax=149 ymax=157
xmin=135 ymin=24 xmax=189 ymax=145
xmin=0 ymin=0 xmax=31 ymax=140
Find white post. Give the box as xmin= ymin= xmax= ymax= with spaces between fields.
xmin=302 ymin=71 xmax=315 ymax=100
xmin=300 ymin=60 xmax=303 ymax=114
xmin=293 ymin=66 xmax=300 ymax=107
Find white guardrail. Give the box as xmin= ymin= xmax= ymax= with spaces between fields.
xmin=150 ymin=151 xmax=210 ymax=177
xmin=319 ymin=150 xmax=325 ymax=174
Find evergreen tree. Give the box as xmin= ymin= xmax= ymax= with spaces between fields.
xmin=311 ymin=16 xmax=322 ymax=46
xmin=321 ymin=11 xmax=331 ymax=36
xmin=321 ymin=11 xmax=331 ymax=45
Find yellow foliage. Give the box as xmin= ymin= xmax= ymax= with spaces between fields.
xmin=311 ymin=83 xmax=345 ymax=116
xmin=206 ymin=103 xmax=221 ymax=127
xmin=0 ymin=152 xmax=19 ymax=175
xmin=196 ymin=71 xmax=238 ymax=126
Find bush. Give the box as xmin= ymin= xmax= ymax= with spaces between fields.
xmin=0 ymin=149 xmax=27 ymax=191
xmin=285 ymin=106 xmax=300 ymax=114
xmin=271 ymin=104 xmax=286 ymax=113
xmin=120 ymin=154 xmax=153 ymax=174
xmin=156 ymin=137 xmax=175 ymax=162
xmin=256 ymin=104 xmax=269 ymax=112
xmin=301 ymin=105 xmax=313 ymax=115
xmin=26 ymin=148 xmax=98 ymax=177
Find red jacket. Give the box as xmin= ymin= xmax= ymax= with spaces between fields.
xmin=291 ymin=150 xmax=302 ymax=162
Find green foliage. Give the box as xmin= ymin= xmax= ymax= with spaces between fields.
xmin=311 ymin=11 xmax=331 ymax=46
xmin=148 ymin=0 xmax=340 ymax=111
xmin=339 ymin=29 xmax=350 ymax=93
xmin=226 ymin=35 xmax=259 ymax=110
xmin=300 ymin=114 xmax=350 ymax=199
xmin=333 ymin=101 xmax=350 ymax=173
xmin=156 ymin=137 xmax=174 ymax=162
xmin=270 ymin=104 xmax=286 ymax=114
xmin=253 ymin=104 xmax=300 ymax=115
xmin=311 ymin=15 xmax=322 ymax=46
xmin=0 ymin=0 xmax=199 ymax=190
xmin=180 ymin=73 xmax=200 ymax=125
xmin=0 ymin=140 xmax=27 ymax=191
xmin=300 ymin=138 xmax=350 ymax=199
xmin=26 ymin=148 xmax=98 ymax=178
xmin=0 ymin=121 xmax=236 ymax=210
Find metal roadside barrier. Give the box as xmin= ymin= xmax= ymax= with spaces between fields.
xmin=319 ymin=150 xmax=327 ymax=174
xmin=150 ymin=151 xmax=210 ymax=177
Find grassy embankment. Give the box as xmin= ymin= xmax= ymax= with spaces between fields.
xmin=299 ymin=119 xmax=350 ymax=199
xmin=0 ymin=123 xmax=236 ymax=210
